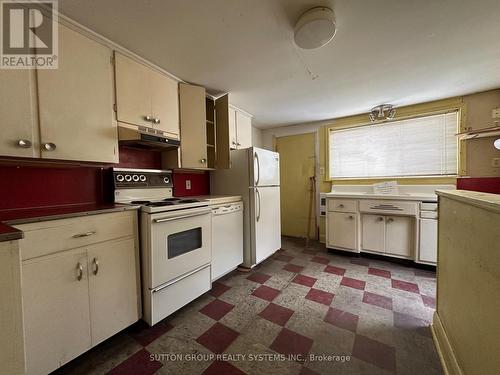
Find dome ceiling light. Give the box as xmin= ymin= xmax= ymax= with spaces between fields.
xmin=294 ymin=7 xmax=337 ymax=50
xmin=369 ymin=104 xmax=397 ymax=122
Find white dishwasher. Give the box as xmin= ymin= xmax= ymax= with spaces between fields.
xmin=211 ymin=201 xmax=244 ymax=281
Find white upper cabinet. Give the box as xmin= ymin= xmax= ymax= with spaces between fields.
xmin=115 ymin=52 xmax=180 ymax=138
xmin=228 ymin=107 xmax=237 ymax=149
xmin=235 ymin=110 xmax=252 ymax=149
xmin=0 ymin=70 xmax=38 ymax=158
xmin=37 ymin=24 xmax=118 ymax=163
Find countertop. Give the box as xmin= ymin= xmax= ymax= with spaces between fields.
xmin=436 ymin=189 xmax=500 ymax=214
xmin=324 ymin=192 xmax=438 ymax=202
xmin=189 ymin=195 xmax=243 ymax=205
xmin=0 ymin=203 xmax=140 ymax=243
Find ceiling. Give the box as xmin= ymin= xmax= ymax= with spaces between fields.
xmin=58 ymin=0 xmax=500 ymax=128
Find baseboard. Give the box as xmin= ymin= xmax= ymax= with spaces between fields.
xmin=431 ymin=312 xmax=463 ymax=375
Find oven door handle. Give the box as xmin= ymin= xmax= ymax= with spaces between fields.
xmin=153 ymin=210 xmax=210 ymax=223
xmin=152 ymin=263 xmax=211 ymax=293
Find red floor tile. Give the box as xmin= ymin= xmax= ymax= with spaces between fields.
xmin=323 ymin=265 xmax=346 ymax=276
xmin=247 ymin=272 xmax=272 ymax=284
xmin=275 ymin=254 xmax=293 ymax=262
xmin=251 ymin=285 xmax=281 ymax=302
xmin=292 ymin=274 xmax=317 ymax=287
xmin=421 ymin=294 xmax=436 ymax=308
xmin=108 ymin=349 xmax=162 ymax=375
xmin=352 ymin=334 xmax=396 ymax=372
xmin=270 ymin=328 xmax=314 ymax=358
xmin=209 ymin=282 xmax=231 ymax=298
xmin=324 ymin=307 xmax=359 ymax=332
xmin=350 ymin=258 xmax=370 ymax=266
xmin=391 ymin=279 xmax=420 ymax=294
xmin=202 ymin=360 xmax=245 ymax=375
xmin=196 ymin=323 xmax=240 ymax=354
xmin=127 ymin=320 xmax=173 ymax=347
xmin=305 ymin=288 xmax=335 ymax=306
xmin=340 ymin=277 xmax=366 ymax=290
xmin=362 ymin=291 xmax=393 ymax=310
xmin=200 ymin=299 xmax=235 ymax=321
xmin=284 ymin=263 xmax=305 ymax=273
xmin=259 ymin=302 xmax=295 ymax=326
xmin=368 ymin=267 xmax=391 ymax=279
xmin=311 ymin=256 xmax=330 ymax=265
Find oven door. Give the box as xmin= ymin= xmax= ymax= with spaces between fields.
xmin=148 ymin=207 xmax=211 ymax=289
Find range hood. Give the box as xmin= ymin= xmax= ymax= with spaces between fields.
xmin=118 ymin=126 xmax=180 ymax=150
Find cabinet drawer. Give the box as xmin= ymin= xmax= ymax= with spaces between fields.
xmin=359 ymin=199 xmax=418 ymax=216
xmin=421 ymin=203 xmax=438 ymax=211
xmin=420 ymin=211 xmax=438 ymax=219
xmin=17 ymin=211 xmax=136 ymax=260
xmin=327 ymin=199 xmax=357 ymax=213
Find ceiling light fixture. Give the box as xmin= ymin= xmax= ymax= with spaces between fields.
xmin=369 ymin=104 xmax=396 ymax=123
xmin=294 ymin=7 xmax=337 ymax=50
xmin=494 ymin=138 xmax=500 ymax=150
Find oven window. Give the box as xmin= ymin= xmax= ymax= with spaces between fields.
xmin=168 ymin=227 xmax=202 ymax=258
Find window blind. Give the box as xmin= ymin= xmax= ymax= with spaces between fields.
xmin=329 ymin=112 xmax=458 ymax=178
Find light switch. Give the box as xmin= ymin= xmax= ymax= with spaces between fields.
xmin=186 ymin=180 xmax=191 ymax=190
xmin=492 ymin=108 xmax=500 ymax=119
xmin=492 ymin=158 xmax=500 ymax=168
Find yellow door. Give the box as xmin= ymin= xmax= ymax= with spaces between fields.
xmin=276 ymin=133 xmax=316 ymax=238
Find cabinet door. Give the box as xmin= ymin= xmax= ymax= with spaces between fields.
xmin=361 ymin=214 xmax=385 ymax=252
xmin=327 ymin=212 xmax=357 ymax=251
xmin=150 ymin=69 xmax=180 ymax=138
xmin=37 ymin=25 xmax=118 ymax=163
xmin=88 ymin=238 xmax=139 ymax=346
xmin=0 ymin=69 xmax=38 ymax=158
xmin=179 ymin=83 xmax=207 ymax=168
xmin=419 ymin=218 xmax=437 ymax=263
xmin=114 ymin=52 xmax=152 ymax=127
xmin=215 ymin=94 xmax=230 ymax=169
xmin=22 ymin=250 xmax=91 ymax=375
xmin=228 ymin=108 xmax=237 ymax=149
xmin=235 ymin=110 xmax=252 ymax=149
xmin=385 ymin=216 xmax=413 ymax=257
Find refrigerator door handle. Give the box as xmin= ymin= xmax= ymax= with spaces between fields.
xmin=256 ymin=187 xmax=261 ymax=222
xmin=254 ymin=151 xmax=260 ymax=186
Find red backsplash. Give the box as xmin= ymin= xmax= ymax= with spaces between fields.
xmin=173 ymin=171 xmax=210 ymax=197
xmin=0 ymin=147 xmax=210 ymax=210
xmin=457 ymin=177 xmax=500 ymax=194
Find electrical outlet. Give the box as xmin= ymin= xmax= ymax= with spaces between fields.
xmin=492 ymin=158 xmax=500 ymax=168
xmin=319 ymin=167 xmax=325 ymax=175
xmin=492 ymin=108 xmax=500 ymax=119
xmin=185 ymin=180 xmax=191 ymax=190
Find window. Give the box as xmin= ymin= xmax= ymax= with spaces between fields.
xmin=328 ymin=112 xmax=459 ymax=179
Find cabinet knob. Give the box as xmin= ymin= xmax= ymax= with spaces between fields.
xmin=43 ymin=142 xmax=56 ymax=151
xmin=237 ymin=142 xmax=242 ymax=146
xmin=200 ymin=158 xmax=207 ymax=164
xmin=387 ymin=218 xmax=394 ymax=223
xmin=153 ymin=118 xmax=160 ymax=124
xmin=144 ymin=115 xmax=152 ymax=122
xmin=377 ymin=217 xmax=384 ymax=222
xmin=348 ymin=215 xmax=354 ymax=220
xmin=17 ymin=139 xmax=32 ymax=148
xmin=338 ymin=204 xmax=344 ymax=208
xmin=92 ymin=257 xmax=99 ymax=275
xmin=76 ymin=262 xmax=83 ymax=281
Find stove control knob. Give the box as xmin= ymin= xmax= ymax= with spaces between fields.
xmin=163 ymin=177 xmax=170 ymax=184
xmin=132 ymin=175 xmax=139 ymax=182
xmin=125 ymin=175 xmax=132 ymax=182
xmin=139 ymin=175 xmax=146 ymax=182
xmin=116 ymin=174 xmax=124 ymax=182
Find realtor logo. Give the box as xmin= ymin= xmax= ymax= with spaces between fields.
xmin=1 ymin=0 xmax=58 ymax=69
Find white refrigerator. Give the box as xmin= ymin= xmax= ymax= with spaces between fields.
xmin=211 ymin=147 xmax=281 ymax=268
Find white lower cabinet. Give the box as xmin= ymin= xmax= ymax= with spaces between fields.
xmin=418 ymin=218 xmax=438 ymax=263
xmin=327 ymin=212 xmax=357 ymax=251
xmin=23 ymin=249 xmax=91 ymax=375
xmin=17 ymin=211 xmax=140 ymax=375
xmin=361 ymin=214 xmax=413 ymax=258
xmin=361 ymin=215 xmax=385 ymax=252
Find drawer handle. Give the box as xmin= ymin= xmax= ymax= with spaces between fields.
xmin=92 ymin=257 xmax=99 ymax=275
xmin=76 ymin=263 xmax=83 ymax=281
xmin=338 ymin=204 xmax=344 ymax=208
xmin=72 ymin=231 xmax=96 ymax=238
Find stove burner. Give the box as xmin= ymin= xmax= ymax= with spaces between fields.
xmin=146 ymin=202 xmax=175 ymax=207
xmin=131 ymin=200 xmax=151 ymax=204
xmin=179 ymin=199 xmax=200 ymax=203
xmin=163 ymin=198 xmax=181 ymax=202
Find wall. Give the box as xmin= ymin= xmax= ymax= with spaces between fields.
xmin=251 ymin=126 xmax=264 ymax=148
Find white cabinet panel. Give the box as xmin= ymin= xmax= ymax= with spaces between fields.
xmin=37 ymin=24 xmax=117 ymax=163
xmin=23 ymin=249 xmax=91 ymax=375
xmin=0 ymin=69 xmax=38 ymax=158
xmin=229 ymin=108 xmax=237 ymax=149
xmin=385 ymin=216 xmax=413 ymax=257
xmin=253 ymin=186 xmax=281 ymax=264
xmin=361 ymin=214 xmax=385 ymax=252
xmin=327 ymin=212 xmax=357 ymax=251
xmin=88 ymin=237 xmax=139 ymax=346
xmin=236 ymin=110 xmax=252 ymax=149
xmin=150 ymin=69 xmax=179 ymax=138
xmin=419 ymin=218 xmax=438 ymax=263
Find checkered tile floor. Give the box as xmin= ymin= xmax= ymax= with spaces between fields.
xmin=54 ymin=237 xmax=442 ymax=375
